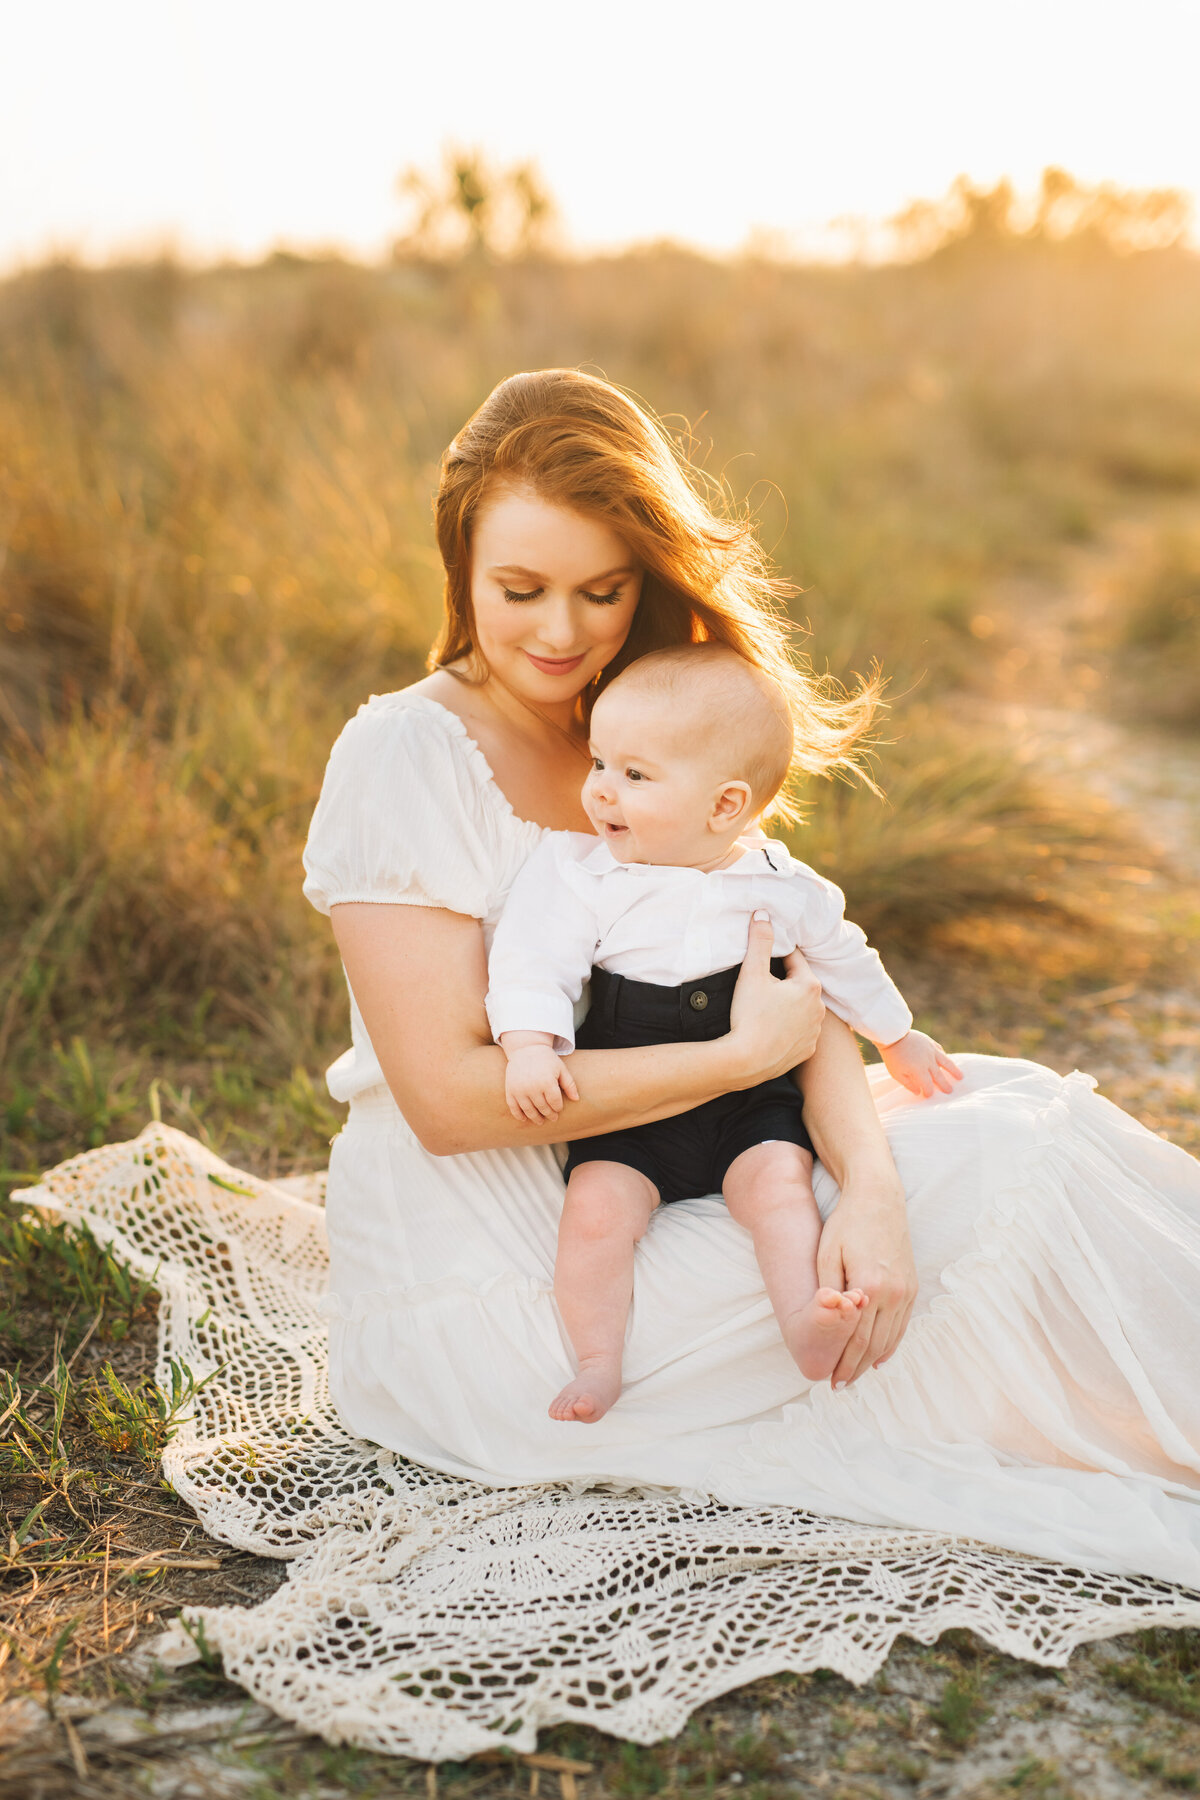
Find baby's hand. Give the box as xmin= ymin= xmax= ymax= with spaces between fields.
xmin=880 ymin=1030 xmax=963 ymax=1098
xmin=503 ymin=1044 xmax=580 ymax=1124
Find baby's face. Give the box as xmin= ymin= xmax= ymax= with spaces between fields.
xmin=582 ymin=684 xmax=746 ymax=865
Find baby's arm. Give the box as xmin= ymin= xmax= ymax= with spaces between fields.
xmin=499 ymin=1030 xmax=580 ymax=1123
xmin=485 ymin=837 xmax=600 ymax=1122
xmin=789 ymin=869 xmax=962 ymax=1099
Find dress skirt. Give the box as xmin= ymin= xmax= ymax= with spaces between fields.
xmin=320 ymin=1053 xmax=1200 ymax=1586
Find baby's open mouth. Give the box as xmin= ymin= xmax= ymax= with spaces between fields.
xmin=602 ymin=822 xmax=628 ymax=835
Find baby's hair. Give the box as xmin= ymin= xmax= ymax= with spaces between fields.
xmin=602 ymin=644 xmax=796 ymax=816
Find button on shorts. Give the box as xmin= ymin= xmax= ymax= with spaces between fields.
xmin=562 ymin=961 xmax=813 ymax=1204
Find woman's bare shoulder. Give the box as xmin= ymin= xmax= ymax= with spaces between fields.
xmin=401 ymin=669 xmax=458 ymax=704
xmin=401 ymin=668 xmax=480 ymax=725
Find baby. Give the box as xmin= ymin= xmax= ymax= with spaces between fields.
xmin=485 ymin=644 xmax=961 ymax=1424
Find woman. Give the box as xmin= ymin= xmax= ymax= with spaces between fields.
xmin=303 ymin=368 xmax=1200 ymax=1583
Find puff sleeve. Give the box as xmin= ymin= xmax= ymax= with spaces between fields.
xmin=302 ymin=698 xmax=497 ymax=920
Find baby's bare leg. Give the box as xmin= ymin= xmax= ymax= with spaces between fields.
xmin=551 ymin=1161 xmax=659 ymax=1424
xmin=723 ymin=1141 xmax=866 ymax=1383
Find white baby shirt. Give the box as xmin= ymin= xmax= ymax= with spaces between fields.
xmin=485 ymin=832 xmax=912 ymax=1054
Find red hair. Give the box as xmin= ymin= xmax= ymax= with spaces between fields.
xmin=432 ymin=369 xmax=879 ymax=809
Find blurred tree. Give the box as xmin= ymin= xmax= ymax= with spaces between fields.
xmin=1032 ymin=166 xmax=1192 ymax=252
xmin=394 ymin=149 xmax=558 ymax=261
xmin=891 ymin=168 xmax=1192 ymax=260
xmin=956 ymin=176 xmax=1017 ymax=242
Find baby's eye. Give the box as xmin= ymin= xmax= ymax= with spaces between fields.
xmin=591 ymin=756 xmax=605 ymax=771
xmin=625 ymin=767 xmax=646 ymax=782
xmin=502 ymin=585 xmax=543 ymax=603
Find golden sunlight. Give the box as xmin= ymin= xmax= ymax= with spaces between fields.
xmin=4 ymin=0 xmax=1200 ymax=265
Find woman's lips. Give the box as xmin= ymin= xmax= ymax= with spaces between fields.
xmin=523 ymin=649 xmax=587 ymax=676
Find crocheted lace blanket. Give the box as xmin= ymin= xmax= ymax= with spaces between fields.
xmin=19 ymin=1123 xmax=1200 ymax=1762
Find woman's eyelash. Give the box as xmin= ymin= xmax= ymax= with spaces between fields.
xmin=499 ymin=585 xmax=622 ymax=604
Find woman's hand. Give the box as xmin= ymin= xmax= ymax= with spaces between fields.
xmin=726 ymin=911 xmax=824 ymax=1087
xmin=815 ymin=1164 xmax=917 ymax=1386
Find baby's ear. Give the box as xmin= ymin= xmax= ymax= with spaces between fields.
xmin=711 ymin=781 xmax=754 ymax=827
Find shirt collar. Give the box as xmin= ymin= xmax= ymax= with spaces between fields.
xmin=579 ymin=838 xmax=624 ymax=874
xmin=579 ymin=836 xmax=793 ymax=877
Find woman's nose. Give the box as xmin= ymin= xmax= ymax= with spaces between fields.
xmin=534 ymin=597 xmax=578 ymax=651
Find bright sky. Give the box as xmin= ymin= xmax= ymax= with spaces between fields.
xmin=4 ymin=0 xmax=1200 ymax=267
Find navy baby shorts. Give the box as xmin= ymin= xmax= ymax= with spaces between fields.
xmin=562 ymin=959 xmax=813 ymax=1204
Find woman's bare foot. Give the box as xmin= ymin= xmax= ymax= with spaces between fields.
xmin=548 ymin=1354 xmax=623 ymax=1423
xmin=782 ymin=1287 xmax=868 ymax=1383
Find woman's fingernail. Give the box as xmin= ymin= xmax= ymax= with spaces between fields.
xmin=752 ymin=909 xmax=769 ymax=922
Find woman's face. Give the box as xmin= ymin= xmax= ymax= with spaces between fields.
xmin=468 ymin=485 xmax=642 ymax=709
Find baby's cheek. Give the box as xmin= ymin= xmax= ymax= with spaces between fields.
xmin=644 ymin=790 xmax=680 ymax=824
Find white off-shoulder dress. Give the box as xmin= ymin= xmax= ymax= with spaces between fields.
xmin=303 ymin=690 xmax=1200 ymax=1586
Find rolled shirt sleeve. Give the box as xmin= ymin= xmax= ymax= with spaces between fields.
xmin=485 ymin=836 xmax=601 ymax=1054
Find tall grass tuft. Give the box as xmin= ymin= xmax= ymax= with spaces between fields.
xmin=1114 ymin=529 xmax=1200 ymax=730
xmin=794 ymin=721 xmax=1127 ymax=939
xmin=0 ymin=707 xmax=338 ymax=1062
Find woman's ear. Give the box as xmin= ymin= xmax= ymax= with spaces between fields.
xmin=709 ymin=781 xmax=754 ymax=831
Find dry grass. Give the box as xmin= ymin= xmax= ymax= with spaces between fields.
xmin=1111 ymin=527 xmax=1200 ymax=728
xmin=4 ymin=237 xmax=1200 ymax=1188
xmin=0 ymin=1205 xmax=287 ymax=1717
xmin=2 ymin=224 xmax=1200 ymax=1799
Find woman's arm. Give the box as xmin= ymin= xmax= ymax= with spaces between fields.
xmin=332 ymin=902 xmax=823 ymax=1157
xmin=797 ymin=1014 xmax=917 ymax=1386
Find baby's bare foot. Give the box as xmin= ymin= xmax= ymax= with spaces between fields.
xmin=548 ymin=1355 xmax=623 ymax=1423
xmin=782 ymin=1287 xmax=868 ymax=1383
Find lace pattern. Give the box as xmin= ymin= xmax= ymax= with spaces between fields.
xmin=18 ymin=1123 xmax=1200 ymax=1760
